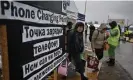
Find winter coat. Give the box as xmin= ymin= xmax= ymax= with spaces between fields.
xmin=91 ymin=24 xmax=107 ymax=49
xmin=89 ymin=25 xmax=95 ymax=42
xmin=69 ymin=31 xmax=84 ymax=54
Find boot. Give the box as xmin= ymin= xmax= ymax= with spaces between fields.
xmin=81 ymin=75 xmax=88 ymax=80
xmin=81 ymin=74 xmax=88 ymax=80
xmin=108 ymin=59 xmax=115 ymax=66
xmin=82 ymin=77 xmax=88 ymax=80
xmin=82 ymin=60 xmax=86 ymax=68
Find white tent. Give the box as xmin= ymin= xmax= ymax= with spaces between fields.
xmin=66 ymin=0 xmax=78 ymax=24
xmin=94 ymin=24 xmax=100 ymax=29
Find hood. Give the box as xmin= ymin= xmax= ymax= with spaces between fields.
xmin=98 ymin=23 xmax=107 ymax=31
xmin=74 ymin=22 xmax=84 ymax=33
xmin=109 ymin=21 xmax=117 ymax=29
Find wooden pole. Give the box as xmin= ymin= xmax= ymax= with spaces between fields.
xmin=54 ymin=69 xmax=57 ymax=80
xmin=0 ymin=25 xmax=9 ymax=80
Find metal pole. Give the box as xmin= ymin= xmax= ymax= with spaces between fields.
xmin=108 ymin=15 xmax=109 ymax=23
xmin=84 ymin=0 xmax=87 ymax=21
xmin=84 ymin=0 xmax=87 ymax=43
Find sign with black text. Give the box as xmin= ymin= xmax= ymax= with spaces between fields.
xmin=0 ymin=1 xmax=66 ymax=80
xmin=62 ymin=0 xmax=70 ymax=13
xmin=0 ymin=1 xmax=67 ymax=25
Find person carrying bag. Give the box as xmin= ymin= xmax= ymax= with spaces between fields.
xmin=91 ymin=23 xmax=107 ymax=72
xmin=69 ymin=22 xmax=88 ymax=80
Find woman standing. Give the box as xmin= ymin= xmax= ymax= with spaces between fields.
xmin=91 ymin=23 xmax=107 ymax=72
xmin=69 ymin=22 xmax=87 ymax=80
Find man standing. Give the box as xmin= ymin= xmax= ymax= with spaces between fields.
xmin=66 ymin=22 xmax=73 ymax=61
xmin=89 ymin=25 xmax=95 ymax=42
xmin=118 ymin=25 xmax=121 ymax=41
xmin=107 ymin=21 xmax=120 ymax=66
xmin=85 ymin=23 xmax=88 ymax=43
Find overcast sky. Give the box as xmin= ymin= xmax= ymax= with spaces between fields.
xmin=75 ymin=1 xmax=133 ymax=24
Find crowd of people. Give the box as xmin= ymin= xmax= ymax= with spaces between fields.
xmin=65 ymin=21 xmax=120 ymax=80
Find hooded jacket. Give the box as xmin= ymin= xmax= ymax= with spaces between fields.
xmin=69 ymin=23 xmax=84 ymax=54
xmin=91 ymin=23 xmax=107 ymax=49
xmin=89 ymin=25 xmax=95 ymax=42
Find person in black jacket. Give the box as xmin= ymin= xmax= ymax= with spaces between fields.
xmin=66 ymin=22 xmax=73 ymax=61
xmin=89 ymin=25 xmax=95 ymax=42
xmin=118 ymin=25 xmax=121 ymax=41
xmin=85 ymin=23 xmax=88 ymax=43
xmin=69 ymin=22 xmax=87 ymax=80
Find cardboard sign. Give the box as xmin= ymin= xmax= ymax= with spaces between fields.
xmin=0 ymin=1 xmax=67 ymax=80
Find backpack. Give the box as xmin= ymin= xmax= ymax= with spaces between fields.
xmin=94 ymin=29 xmax=100 ymax=41
xmin=89 ymin=29 xmax=99 ymax=42
xmin=89 ymin=28 xmax=95 ymax=42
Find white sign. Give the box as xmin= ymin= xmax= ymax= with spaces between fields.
xmin=0 ymin=1 xmax=67 ymax=25
xmin=27 ymin=53 xmax=67 ymax=80
xmin=22 ymin=25 xmax=63 ymax=42
xmin=62 ymin=0 xmax=70 ymax=13
xmin=33 ymin=38 xmax=60 ymax=57
xmin=22 ymin=48 xmax=62 ymax=78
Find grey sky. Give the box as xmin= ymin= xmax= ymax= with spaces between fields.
xmin=75 ymin=1 xmax=133 ymax=24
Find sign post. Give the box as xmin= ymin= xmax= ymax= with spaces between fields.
xmin=0 ymin=25 xmax=9 ymax=80
xmin=54 ymin=69 xmax=57 ymax=80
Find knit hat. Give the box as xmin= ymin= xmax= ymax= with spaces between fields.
xmin=109 ymin=21 xmax=117 ymax=27
xmin=99 ymin=23 xmax=107 ymax=30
